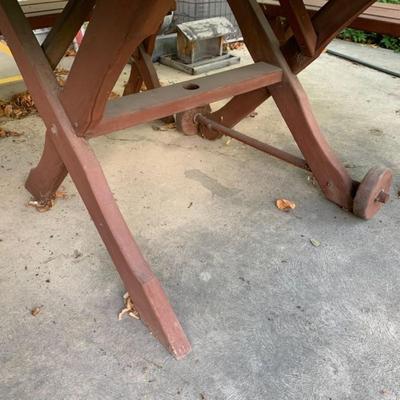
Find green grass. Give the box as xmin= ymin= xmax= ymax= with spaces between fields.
xmin=339 ymin=0 xmax=400 ymax=52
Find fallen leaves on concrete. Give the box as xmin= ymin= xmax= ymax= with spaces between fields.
xmin=55 ymin=67 xmax=69 ymax=76
xmin=0 ymin=128 xmax=22 ymax=138
xmin=152 ymin=122 xmax=176 ymax=132
xmin=109 ymin=91 xmax=121 ymax=100
xmin=54 ymin=68 xmax=70 ymax=87
xmin=225 ymin=41 xmax=244 ymax=51
xmin=310 ymin=239 xmax=321 ymax=248
xmin=0 ymin=91 xmax=36 ymax=119
xmin=65 ymin=48 xmax=77 ymax=57
xmin=27 ymin=189 xmax=68 ymax=213
xmin=118 ymin=292 xmax=140 ymax=321
xmin=31 ymin=306 xmax=42 ymax=316
xmin=276 ymin=199 xmax=296 ymax=212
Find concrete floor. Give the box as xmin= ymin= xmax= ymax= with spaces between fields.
xmin=0 ymin=47 xmax=400 ymax=400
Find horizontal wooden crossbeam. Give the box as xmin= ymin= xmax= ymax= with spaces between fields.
xmin=88 ymin=62 xmax=283 ymax=137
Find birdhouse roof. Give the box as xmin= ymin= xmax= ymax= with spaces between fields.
xmin=177 ymin=17 xmax=235 ymax=42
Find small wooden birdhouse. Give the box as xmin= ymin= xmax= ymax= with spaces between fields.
xmin=177 ymin=17 xmax=235 ymax=64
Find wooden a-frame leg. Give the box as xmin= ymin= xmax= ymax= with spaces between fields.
xmin=124 ymin=52 xmax=145 ymax=95
xmin=59 ymin=0 xmax=173 ymax=134
xmin=26 ymin=0 xmax=173 ymax=202
xmin=26 ymin=0 xmax=96 ymax=201
xmin=227 ymin=0 xmax=355 ymax=209
xmin=0 ymin=0 xmax=190 ymax=359
xmin=205 ymin=0 xmax=375 ymax=137
xmin=25 ymin=132 xmax=68 ymax=201
xmin=124 ymin=34 xmax=159 ymax=96
xmin=42 ymin=0 xmax=96 ymax=69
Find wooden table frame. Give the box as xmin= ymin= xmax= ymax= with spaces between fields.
xmin=0 ymin=0 xmax=392 ymax=359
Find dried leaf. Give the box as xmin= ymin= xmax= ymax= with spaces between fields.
xmin=55 ymin=190 xmax=68 ymax=199
xmin=109 ymin=91 xmax=120 ymax=100
xmin=225 ymin=41 xmax=244 ymax=51
xmin=31 ymin=306 xmax=42 ymax=316
xmin=118 ymin=292 xmax=140 ymax=321
xmin=310 ymin=239 xmax=321 ymax=248
xmin=65 ymin=48 xmax=77 ymax=57
xmin=276 ymin=199 xmax=296 ymax=212
xmin=55 ymin=67 xmax=69 ymax=76
xmin=3 ymin=104 xmax=13 ymax=117
xmin=56 ymin=77 xmax=66 ymax=87
xmin=28 ymin=199 xmax=53 ymax=212
xmin=152 ymin=122 xmax=176 ymax=132
xmin=27 ymin=187 xmax=67 ymax=212
xmin=0 ymin=128 xmax=22 ymax=138
xmin=0 ymin=91 xmax=36 ymax=119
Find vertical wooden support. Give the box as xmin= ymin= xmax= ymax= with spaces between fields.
xmin=124 ymin=36 xmax=175 ymax=124
xmin=124 ymin=36 xmax=160 ymax=96
xmin=26 ymin=132 xmax=68 ymax=201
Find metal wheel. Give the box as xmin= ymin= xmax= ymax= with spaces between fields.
xmin=353 ymin=167 xmax=393 ymax=220
xmin=175 ymin=105 xmax=211 ymax=136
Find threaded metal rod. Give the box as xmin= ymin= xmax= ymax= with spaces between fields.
xmin=195 ymin=114 xmax=310 ymax=171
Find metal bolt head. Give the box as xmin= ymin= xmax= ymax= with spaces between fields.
xmin=376 ymin=190 xmax=390 ymax=204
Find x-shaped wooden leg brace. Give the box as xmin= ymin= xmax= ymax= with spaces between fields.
xmin=0 ymin=0 xmax=190 ymax=359
xmin=0 ymin=0 xmax=392 ymax=360
xmin=196 ymin=0 xmax=392 ymax=219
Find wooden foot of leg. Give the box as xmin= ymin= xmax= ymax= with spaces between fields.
xmin=228 ymin=0 xmax=356 ymax=211
xmin=25 ymin=132 xmax=68 ymax=202
xmin=63 ymin=134 xmax=191 ymax=359
xmin=269 ymin=77 xmax=355 ymax=210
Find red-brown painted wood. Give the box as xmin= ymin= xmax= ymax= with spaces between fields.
xmin=260 ymin=0 xmax=400 ymax=37
xmin=227 ymin=0 xmax=356 ymax=210
xmin=0 ymin=0 xmax=191 ymax=360
xmin=42 ymin=0 xmax=95 ymax=69
xmin=0 ymin=0 xmax=393 ymax=361
xmin=279 ymin=0 xmax=317 ymax=56
xmin=205 ymin=0 xmax=378 ymax=138
xmin=60 ymin=0 xmax=174 ymax=135
xmin=90 ymin=62 xmax=283 ymax=137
